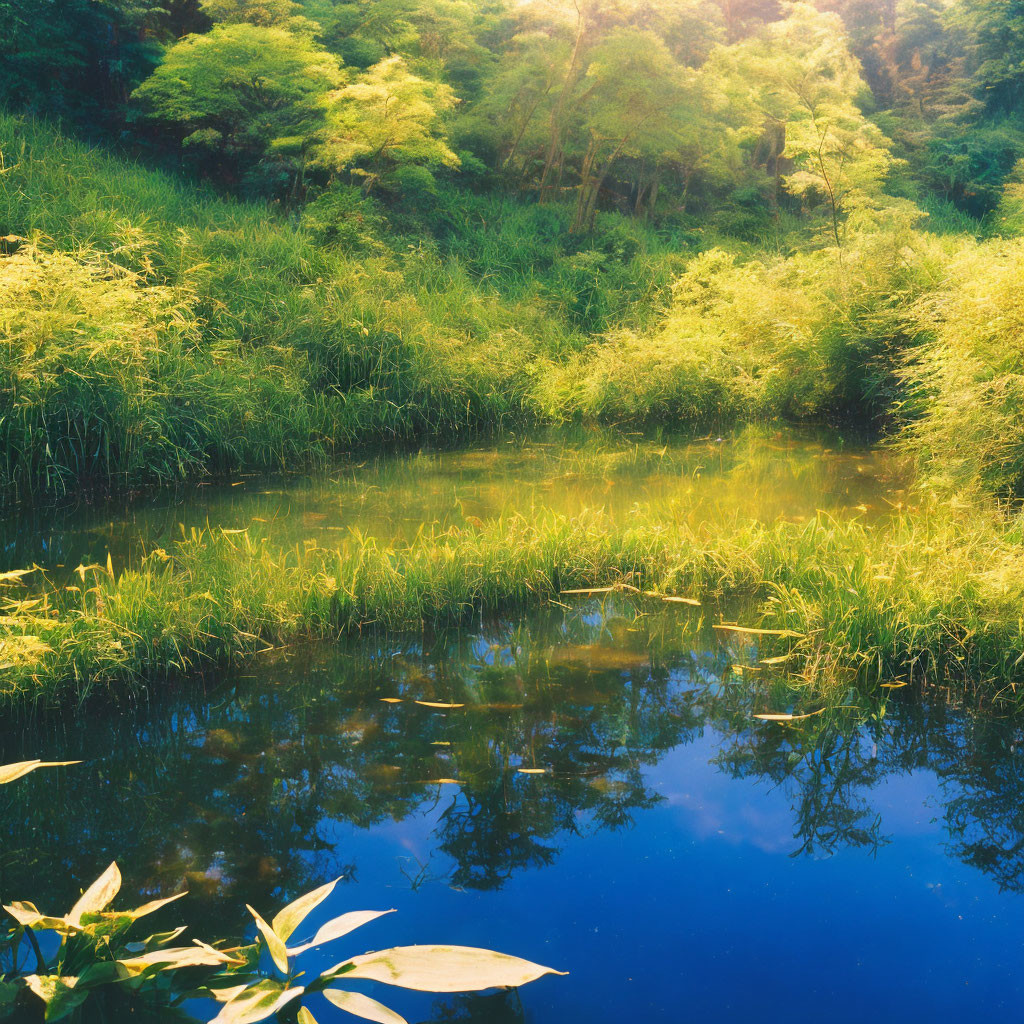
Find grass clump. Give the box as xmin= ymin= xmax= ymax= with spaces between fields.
xmin=3 ymin=503 xmax=1023 ymax=708
xmin=0 ymin=244 xmax=319 ymax=499
xmin=0 ymin=115 xmax=564 ymax=500
xmin=899 ymin=235 xmax=1024 ymax=495
xmin=540 ymin=223 xmax=954 ymax=430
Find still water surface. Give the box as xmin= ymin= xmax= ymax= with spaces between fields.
xmin=4 ymin=430 xmax=1021 ymax=1023
xmin=1 ymin=426 xmax=900 ymax=574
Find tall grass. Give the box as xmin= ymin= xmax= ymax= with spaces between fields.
xmin=3 ymin=502 xmax=1023 ymax=708
xmin=0 ymin=114 xmax=566 ymax=501
xmin=537 ymin=223 xmax=955 ymax=429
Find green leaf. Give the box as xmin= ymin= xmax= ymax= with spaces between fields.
xmin=288 ymin=909 xmax=394 ymax=955
xmin=67 ymin=862 xmax=121 ymax=927
xmin=208 ymin=980 xmax=305 ymax=1024
xmin=246 ymin=904 xmax=290 ymax=974
xmin=0 ymin=760 xmax=80 ymax=785
xmin=271 ymin=878 xmax=339 ymax=942
xmin=324 ymin=988 xmax=408 ymax=1024
xmin=0 ymin=980 xmax=20 ymax=1009
xmin=333 ymin=945 xmax=567 ymax=993
xmin=118 ymin=943 xmax=238 ymax=974
xmin=23 ymin=976 xmax=90 ymax=1022
xmin=297 ymin=1009 xmax=320 ymax=1024
xmin=127 ymin=890 xmax=189 ymax=921
xmin=3 ymin=901 xmax=70 ymax=933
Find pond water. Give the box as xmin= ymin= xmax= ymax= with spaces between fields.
xmin=1 ymin=425 xmax=902 ymax=576
xmin=7 ymin=429 xmax=1023 ymax=1023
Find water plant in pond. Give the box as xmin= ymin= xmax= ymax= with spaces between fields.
xmin=0 ymin=864 xmax=563 ymax=1022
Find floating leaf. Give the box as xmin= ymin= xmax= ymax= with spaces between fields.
xmin=713 ymin=624 xmax=804 ymax=638
xmin=68 ymin=863 xmax=121 ymax=927
xmin=379 ymin=698 xmax=403 ymax=704
xmin=753 ymin=709 xmax=825 ymax=723
xmin=324 ymin=988 xmax=408 ymax=1024
xmin=0 ymin=760 xmax=81 ymax=786
xmin=414 ymin=701 xmax=465 ymax=709
xmin=272 ymin=878 xmax=340 ymax=942
xmin=297 ymin=1010 xmax=320 ymax=1024
xmin=516 ymin=768 xmax=547 ymax=775
xmin=333 ymin=945 xmax=566 ymax=992
xmin=288 ymin=909 xmax=394 ymax=956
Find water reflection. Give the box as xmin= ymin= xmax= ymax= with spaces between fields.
xmin=0 ymin=425 xmax=907 ymax=579
xmin=3 ymin=601 xmax=1024 ymax=925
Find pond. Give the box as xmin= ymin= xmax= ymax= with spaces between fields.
xmin=6 ymin=429 xmax=1022 ymax=1023
xmin=0 ymin=425 xmax=902 ymax=576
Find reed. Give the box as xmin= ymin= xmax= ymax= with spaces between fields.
xmin=3 ymin=502 xmax=1022 ymax=708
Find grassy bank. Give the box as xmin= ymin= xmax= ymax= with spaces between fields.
xmin=1 ymin=115 xmax=710 ymax=503
xmin=4 ymin=114 xmax=1001 ymax=508
xmin=3 ymin=504 xmax=1023 ymax=708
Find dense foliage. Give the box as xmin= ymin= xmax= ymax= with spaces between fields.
xmin=5 ymin=0 xmax=1024 ymax=500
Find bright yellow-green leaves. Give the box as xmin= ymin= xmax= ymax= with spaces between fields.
xmin=316 ymin=55 xmax=460 ymax=193
xmin=3 ymin=868 xmax=562 ymax=1021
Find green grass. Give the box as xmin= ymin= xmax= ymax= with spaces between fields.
xmin=3 ymin=502 xmax=1023 ymax=708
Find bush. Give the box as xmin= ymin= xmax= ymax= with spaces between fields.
xmin=899 ymin=235 xmax=1024 ymax=494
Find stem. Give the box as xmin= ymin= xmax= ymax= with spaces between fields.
xmin=25 ymin=927 xmax=46 ymax=975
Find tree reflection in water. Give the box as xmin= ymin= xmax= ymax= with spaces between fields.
xmin=3 ymin=597 xmax=1024 ymax=943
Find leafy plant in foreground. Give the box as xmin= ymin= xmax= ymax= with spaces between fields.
xmin=202 ymin=875 xmax=564 ymax=1024
xmin=0 ymin=864 xmax=564 ymax=1022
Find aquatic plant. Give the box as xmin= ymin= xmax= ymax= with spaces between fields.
xmin=0 ymin=864 xmax=562 ymax=1023
xmin=2 ymin=499 xmax=1023 ymax=708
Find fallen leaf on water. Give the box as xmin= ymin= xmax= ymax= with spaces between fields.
xmin=517 ymin=768 xmax=547 ymax=775
xmin=714 ymin=624 xmax=804 ymax=638
xmin=423 ymin=778 xmax=463 ymax=785
xmin=760 ymin=654 xmax=795 ymax=665
xmin=379 ymin=698 xmax=403 ymax=703
xmin=753 ymin=709 xmax=826 ymax=723
xmin=415 ymin=701 xmax=465 ymax=709
xmin=431 ymin=741 xmax=451 ymax=746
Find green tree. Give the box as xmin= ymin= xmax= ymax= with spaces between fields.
xmin=569 ymin=31 xmax=691 ymax=231
xmin=714 ymin=3 xmax=903 ymax=241
xmin=315 ymin=55 xmax=461 ymax=194
xmin=132 ymin=23 xmax=341 ymax=192
xmin=199 ymin=0 xmax=315 ymax=30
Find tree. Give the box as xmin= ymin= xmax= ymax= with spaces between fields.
xmin=953 ymin=0 xmax=1024 ymax=115
xmin=0 ymin=0 xmax=166 ymax=124
xmin=199 ymin=0 xmax=315 ymax=31
xmin=569 ymin=31 xmax=691 ymax=231
xmin=713 ymin=3 xmax=903 ymax=241
xmin=315 ymin=55 xmax=460 ymax=194
xmin=132 ymin=23 xmax=342 ymax=191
